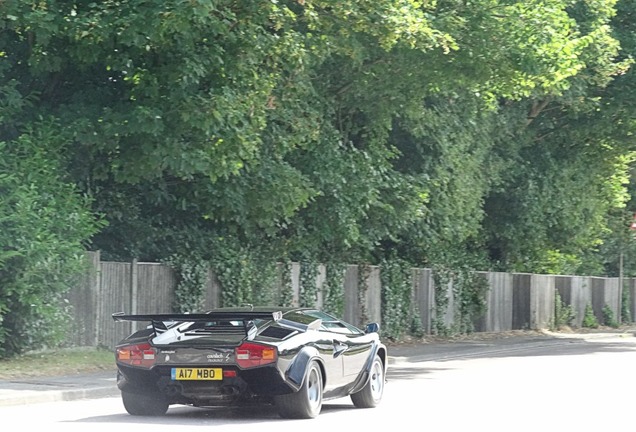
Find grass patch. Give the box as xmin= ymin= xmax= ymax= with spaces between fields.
xmin=0 ymin=347 xmax=115 ymax=379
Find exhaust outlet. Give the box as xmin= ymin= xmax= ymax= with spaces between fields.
xmin=222 ymin=386 xmax=239 ymax=396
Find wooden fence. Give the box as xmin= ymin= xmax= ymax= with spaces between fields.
xmin=66 ymin=251 xmax=635 ymax=350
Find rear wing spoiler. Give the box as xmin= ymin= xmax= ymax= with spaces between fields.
xmin=112 ymin=311 xmax=282 ymax=323
xmin=112 ymin=310 xmax=321 ymax=335
xmin=112 ymin=311 xmax=283 ymax=335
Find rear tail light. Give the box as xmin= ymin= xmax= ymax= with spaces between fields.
xmin=223 ymin=370 xmax=237 ymax=378
xmin=116 ymin=342 xmax=156 ymax=369
xmin=235 ymin=342 xmax=277 ymax=369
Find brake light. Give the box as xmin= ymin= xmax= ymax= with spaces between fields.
xmin=116 ymin=342 xmax=156 ymax=369
xmin=235 ymin=342 xmax=277 ymax=369
xmin=223 ymin=370 xmax=237 ymax=378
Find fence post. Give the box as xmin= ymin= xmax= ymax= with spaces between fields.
xmin=93 ymin=250 xmax=101 ymax=347
xmin=343 ymin=265 xmax=359 ymax=327
xmin=131 ymin=258 xmax=138 ymax=333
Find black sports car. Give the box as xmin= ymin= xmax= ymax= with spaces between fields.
xmin=112 ymin=306 xmax=387 ymax=419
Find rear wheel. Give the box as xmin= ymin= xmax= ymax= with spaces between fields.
xmin=121 ymin=390 xmax=169 ymax=416
xmin=351 ymin=355 xmax=384 ymax=408
xmin=275 ymin=360 xmax=323 ymax=419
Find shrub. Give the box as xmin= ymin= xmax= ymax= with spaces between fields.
xmin=582 ymin=303 xmax=599 ymax=329
xmin=602 ymin=304 xmax=619 ymax=328
xmin=0 ymin=126 xmax=103 ymax=357
xmin=553 ymin=291 xmax=575 ymax=330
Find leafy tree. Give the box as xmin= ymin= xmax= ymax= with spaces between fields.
xmin=479 ymin=0 xmax=636 ymax=275
xmin=578 ymin=0 xmax=636 ymax=276
xmin=1 ymin=0 xmax=635 ymax=348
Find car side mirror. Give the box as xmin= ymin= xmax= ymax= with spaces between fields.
xmin=365 ymin=322 xmax=380 ymax=334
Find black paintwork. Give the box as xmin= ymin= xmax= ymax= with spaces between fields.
xmin=113 ymin=306 xmax=387 ymax=409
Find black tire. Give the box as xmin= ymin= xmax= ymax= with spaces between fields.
xmin=275 ymin=360 xmax=323 ymax=419
xmin=121 ymin=390 xmax=169 ymax=416
xmin=351 ymin=355 xmax=384 ymax=408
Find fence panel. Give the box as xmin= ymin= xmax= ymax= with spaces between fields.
xmin=512 ymin=273 xmax=532 ymax=330
xmin=604 ymin=278 xmax=621 ymax=324
xmin=531 ymin=274 xmax=555 ymax=330
xmin=476 ymin=271 xmax=513 ymax=332
xmin=136 ymin=263 xmax=176 ymax=314
xmin=591 ymin=277 xmax=607 ymax=323
xmin=99 ymin=261 xmax=133 ymax=349
xmin=412 ymin=268 xmax=434 ymax=334
xmin=66 ymin=251 xmax=100 ymax=346
xmin=67 ymin=252 xmax=635 ymax=350
xmin=571 ymin=276 xmax=593 ymax=327
xmin=630 ymin=279 xmax=636 ymax=323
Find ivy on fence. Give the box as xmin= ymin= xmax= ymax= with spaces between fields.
xmin=380 ymin=258 xmax=412 ymax=341
xmin=164 ymin=253 xmax=207 ymax=313
xmin=431 ymin=264 xmax=489 ymax=336
xmin=323 ymin=262 xmax=346 ymax=317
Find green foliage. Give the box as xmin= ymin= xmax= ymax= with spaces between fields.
xmin=621 ymin=285 xmax=632 ymax=323
xmin=4 ymin=0 xmax=628 ymax=277
xmin=602 ymin=304 xmax=620 ymax=328
xmin=582 ymin=303 xmax=600 ymax=329
xmin=389 ymin=93 xmax=509 ymax=265
xmin=409 ymin=304 xmax=425 ymax=339
xmin=431 ymin=265 xmax=454 ymax=337
xmin=430 ymin=247 xmax=490 ymax=336
xmin=0 ymin=126 xmax=103 ymax=357
xmin=163 ymin=254 xmax=207 ymax=313
xmin=299 ymin=261 xmax=319 ymax=308
xmin=553 ymin=291 xmax=576 ymax=330
xmin=430 ymin=0 xmax=627 ymax=101
xmin=456 ymin=271 xmax=490 ymax=334
xmin=357 ymin=264 xmax=371 ymax=328
xmin=380 ymin=258 xmax=413 ymax=340
xmin=322 ymin=263 xmax=346 ymax=317
xmin=278 ymin=261 xmax=294 ymax=308
xmin=2 ymin=0 xmax=636 ymax=348
xmin=208 ymin=237 xmax=281 ymax=308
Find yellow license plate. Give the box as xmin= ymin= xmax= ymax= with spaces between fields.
xmin=171 ymin=368 xmax=223 ymax=381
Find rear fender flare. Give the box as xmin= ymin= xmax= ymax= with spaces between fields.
xmin=350 ymin=343 xmax=387 ymax=394
xmin=285 ymin=347 xmax=325 ymax=391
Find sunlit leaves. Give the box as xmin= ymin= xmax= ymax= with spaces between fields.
xmin=1 ymin=0 xmax=631 ymax=279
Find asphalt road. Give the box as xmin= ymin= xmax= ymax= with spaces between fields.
xmin=2 ymin=328 xmax=636 ymax=432
xmin=1 ymin=327 xmax=633 ymax=407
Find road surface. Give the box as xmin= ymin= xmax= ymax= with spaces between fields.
xmin=1 ymin=331 xmax=634 ymax=431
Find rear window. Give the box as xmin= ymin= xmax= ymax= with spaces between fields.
xmin=300 ymin=310 xmax=364 ymax=335
xmin=259 ymin=326 xmax=296 ymax=340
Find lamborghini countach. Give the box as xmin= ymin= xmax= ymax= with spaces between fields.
xmin=112 ymin=307 xmax=387 ymax=419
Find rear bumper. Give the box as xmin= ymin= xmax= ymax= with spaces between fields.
xmin=116 ymin=363 xmax=292 ymax=406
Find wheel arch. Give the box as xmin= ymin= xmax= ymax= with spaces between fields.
xmin=350 ymin=342 xmax=387 ymax=394
xmin=285 ymin=346 xmax=326 ymax=391
xmin=376 ymin=344 xmax=388 ymax=373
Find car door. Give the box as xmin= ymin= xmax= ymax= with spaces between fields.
xmin=339 ymin=330 xmax=374 ymax=379
xmin=278 ymin=310 xmax=348 ymax=390
xmin=306 ymin=310 xmax=374 ymax=381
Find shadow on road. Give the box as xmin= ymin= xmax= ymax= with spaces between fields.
xmin=68 ymin=400 xmax=360 ymax=425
